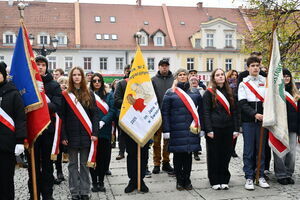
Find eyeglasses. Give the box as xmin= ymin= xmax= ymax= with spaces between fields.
xmin=92 ymin=79 xmax=101 ymax=83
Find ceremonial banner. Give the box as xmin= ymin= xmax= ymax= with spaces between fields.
xmin=263 ymin=30 xmax=289 ymax=158
xmin=10 ymin=22 xmax=50 ymax=146
xmin=119 ymin=46 xmax=162 ymax=147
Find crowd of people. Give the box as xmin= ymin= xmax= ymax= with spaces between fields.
xmin=0 ymin=51 xmax=299 ymax=200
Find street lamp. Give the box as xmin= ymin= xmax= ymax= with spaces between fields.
xmin=29 ymin=34 xmax=58 ymax=57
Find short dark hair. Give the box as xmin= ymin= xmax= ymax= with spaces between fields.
xmin=124 ymin=64 xmax=131 ymax=71
xmin=247 ymin=56 xmax=261 ymax=67
xmin=250 ymin=51 xmax=262 ymax=57
xmin=54 ymin=68 xmax=64 ymax=76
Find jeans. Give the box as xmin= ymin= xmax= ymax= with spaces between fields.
xmin=68 ymin=147 xmax=90 ymax=196
xmin=273 ymin=132 xmax=297 ymax=179
xmin=242 ymin=122 xmax=266 ymax=179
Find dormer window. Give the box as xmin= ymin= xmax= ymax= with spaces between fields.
xmin=110 ymin=16 xmax=116 ymax=23
xmin=95 ymin=16 xmax=101 ymax=23
xmin=37 ymin=32 xmax=50 ymax=45
xmin=152 ymin=30 xmax=166 ymax=47
xmin=56 ymin=33 xmax=68 ymax=46
xmin=138 ymin=30 xmax=149 ymax=46
xmin=3 ymin=31 xmax=16 ymax=45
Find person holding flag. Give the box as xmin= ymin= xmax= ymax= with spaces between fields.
xmin=272 ymin=68 xmax=300 ymax=185
xmin=238 ymin=56 xmax=270 ymax=190
xmin=203 ymin=68 xmax=240 ymax=190
xmin=89 ymin=73 xmax=115 ymax=193
xmin=161 ymin=68 xmax=203 ymax=191
xmin=0 ymin=62 xmax=27 ymax=200
xmin=61 ymin=67 xmax=99 ymax=200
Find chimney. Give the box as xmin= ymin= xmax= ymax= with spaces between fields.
xmin=197 ymin=2 xmax=203 ymax=9
xmin=136 ymin=0 xmax=141 ymax=7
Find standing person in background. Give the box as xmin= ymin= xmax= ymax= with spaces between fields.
xmin=203 ymin=68 xmax=239 ymax=190
xmin=151 ymin=59 xmax=174 ymax=175
xmin=0 ymin=62 xmax=27 ymax=200
xmin=226 ymin=69 xmax=239 ymax=158
xmin=53 ymin=68 xmax=64 ymax=81
xmin=89 ymin=73 xmax=115 ymax=193
xmin=85 ymin=71 xmax=94 ymax=88
xmin=273 ymin=68 xmax=300 ymax=185
xmin=61 ymin=67 xmax=99 ymax=200
xmin=162 ymin=69 xmax=203 ymax=191
xmin=110 ymin=79 xmax=119 ymax=149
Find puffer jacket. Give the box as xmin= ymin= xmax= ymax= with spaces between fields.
xmin=0 ymin=81 xmax=27 ymax=153
xmin=161 ymin=83 xmax=203 ymax=153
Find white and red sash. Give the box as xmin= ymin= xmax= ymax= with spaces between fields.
xmin=62 ymin=91 xmax=97 ymax=168
xmin=94 ymin=92 xmax=109 ymax=115
xmin=0 ymin=107 xmax=15 ymax=132
xmin=244 ymin=80 xmax=265 ymax=102
xmin=207 ymin=88 xmax=231 ymax=115
xmin=174 ymin=87 xmax=200 ymax=134
xmin=45 ymin=95 xmax=63 ymax=160
xmin=285 ymin=91 xmax=298 ymax=111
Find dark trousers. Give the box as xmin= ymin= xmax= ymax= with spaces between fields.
xmin=27 ymin=133 xmax=54 ymax=200
xmin=90 ymin=138 xmax=112 ymax=184
xmin=206 ymin=127 xmax=233 ymax=185
xmin=55 ymin=144 xmax=67 ymax=174
xmin=232 ymin=137 xmax=237 ymax=153
xmin=118 ymin=127 xmax=126 ymax=155
xmin=173 ymin=152 xmax=192 ymax=186
xmin=0 ymin=152 xmax=15 ymax=200
xmin=264 ymin=131 xmax=271 ymax=171
xmin=124 ymin=133 xmax=149 ymax=183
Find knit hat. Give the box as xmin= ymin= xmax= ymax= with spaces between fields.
xmin=282 ymin=68 xmax=292 ymax=78
xmin=189 ymin=76 xmax=199 ymax=82
xmin=35 ymin=55 xmax=48 ymax=72
xmin=174 ymin=68 xmax=189 ymax=79
xmin=0 ymin=61 xmax=7 ymax=81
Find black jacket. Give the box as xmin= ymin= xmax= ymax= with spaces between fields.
xmin=61 ymin=91 xmax=99 ymax=148
xmin=286 ymin=97 xmax=300 ymax=136
xmin=0 ymin=81 xmax=27 ymax=153
xmin=202 ymin=87 xmax=239 ymax=133
xmin=42 ymin=73 xmax=62 ymax=134
xmin=114 ymin=79 xmax=127 ymax=109
xmin=151 ymin=71 xmax=174 ymax=108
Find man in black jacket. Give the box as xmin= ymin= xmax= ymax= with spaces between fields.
xmin=114 ymin=70 xmax=150 ymax=193
xmin=151 ymin=59 xmax=174 ymax=174
xmin=27 ymin=56 xmax=62 ymax=200
xmin=0 ymin=62 xmax=27 ymax=200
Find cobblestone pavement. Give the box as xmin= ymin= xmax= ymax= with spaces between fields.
xmin=15 ymin=136 xmax=300 ymax=200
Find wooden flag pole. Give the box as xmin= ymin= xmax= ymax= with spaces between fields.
xmin=137 ymin=144 xmax=141 ymax=191
xmin=30 ymin=146 xmax=38 ymax=200
xmin=255 ymin=126 xmax=265 ymax=184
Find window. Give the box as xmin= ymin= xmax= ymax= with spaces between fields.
xmin=40 ymin=35 xmax=48 ymax=45
xmin=195 ymin=39 xmax=201 ymax=48
xmin=0 ymin=56 xmax=4 ymax=62
xmin=187 ymin=58 xmax=194 ymax=70
xmin=206 ymin=33 xmax=214 ymax=47
xmin=156 ymin=37 xmax=162 ymax=45
xmin=206 ymin=58 xmax=213 ymax=71
xmin=110 ymin=16 xmax=116 ymax=23
xmin=95 ymin=16 xmax=101 ymax=22
xmin=56 ymin=34 xmax=67 ymax=45
xmin=140 ymin=31 xmax=148 ymax=46
xmin=153 ymin=32 xmax=164 ymax=46
xmin=116 ymin=57 xmax=123 ymax=70
xmin=84 ymin=57 xmax=92 ymax=70
xmin=96 ymin=34 xmax=102 ymax=40
xmin=48 ymin=56 xmax=56 ymax=70
xmin=225 ymin=34 xmax=233 ymax=47
xmin=65 ymin=57 xmax=73 ymax=71
xmin=225 ymin=59 xmax=232 ymax=71
xmin=99 ymin=57 xmax=108 ymax=70
xmin=144 ymin=21 xmax=149 ymax=25
xmin=5 ymin=34 xmax=13 ymax=44
xmin=111 ymin=34 xmax=118 ymax=40
xmin=103 ymin=34 xmax=109 ymax=40
xmin=147 ymin=58 xmax=155 ymax=71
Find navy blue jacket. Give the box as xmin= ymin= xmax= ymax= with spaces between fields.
xmin=162 ymin=86 xmax=204 ymax=153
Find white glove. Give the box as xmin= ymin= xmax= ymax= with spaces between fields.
xmin=163 ymin=132 xmax=170 ymax=139
xmin=233 ymin=132 xmax=240 ymax=136
xmin=15 ymin=144 xmax=24 ymax=156
xmin=200 ymin=131 xmax=205 ymax=137
xmin=99 ymin=121 xmax=105 ymax=129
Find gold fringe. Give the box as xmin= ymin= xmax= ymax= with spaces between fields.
xmin=51 ymin=154 xmax=57 ymax=161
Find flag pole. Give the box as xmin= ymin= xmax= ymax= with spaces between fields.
xmin=137 ymin=144 xmax=141 ymax=191
xmin=30 ymin=146 xmax=38 ymax=200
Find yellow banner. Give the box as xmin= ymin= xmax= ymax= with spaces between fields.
xmin=119 ymin=46 xmax=162 ymax=147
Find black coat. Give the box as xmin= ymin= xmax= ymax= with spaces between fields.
xmin=61 ymin=90 xmax=99 ymax=148
xmin=42 ymin=73 xmax=62 ymax=134
xmin=202 ymin=87 xmax=239 ymax=133
xmin=114 ymin=79 xmax=127 ymax=109
xmin=0 ymin=81 xmax=27 ymax=153
xmin=286 ymin=98 xmax=300 ymax=136
xmin=162 ymin=86 xmax=204 ymax=153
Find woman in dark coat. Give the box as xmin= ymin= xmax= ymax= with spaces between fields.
xmin=61 ymin=67 xmax=99 ymax=200
xmin=161 ymin=68 xmax=203 ymax=191
xmin=89 ymin=73 xmax=115 ymax=192
xmin=203 ymin=68 xmax=239 ymax=190
xmin=0 ymin=62 xmax=26 ymax=200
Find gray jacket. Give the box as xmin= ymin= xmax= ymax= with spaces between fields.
xmin=151 ymin=71 xmax=174 ymax=108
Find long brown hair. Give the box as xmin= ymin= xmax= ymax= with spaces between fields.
xmin=209 ymin=68 xmax=234 ymax=108
xmin=226 ymin=69 xmax=238 ymax=80
xmin=67 ymin=66 xmax=93 ymax=108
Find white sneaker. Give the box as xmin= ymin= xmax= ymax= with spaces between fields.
xmin=258 ymin=177 xmax=270 ymax=188
xmin=221 ymin=184 xmax=229 ymax=190
xmin=212 ymin=184 xmax=221 ymax=190
xmin=245 ymin=179 xmax=254 ymax=190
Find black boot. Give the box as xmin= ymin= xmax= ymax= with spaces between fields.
xmin=91 ymin=183 xmax=100 ymax=192
xmin=124 ymin=180 xmax=137 ymax=193
xmin=193 ymin=152 xmax=200 ymax=161
xmin=98 ymin=182 xmax=106 ymax=192
xmin=140 ymin=180 xmax=149 ymax=193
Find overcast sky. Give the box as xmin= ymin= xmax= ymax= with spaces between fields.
xmin=44 ymin=0 xmax=248 ymax=8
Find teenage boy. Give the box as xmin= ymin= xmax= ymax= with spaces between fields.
xmin=238 ymin=56 xmax=270 ymax=190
